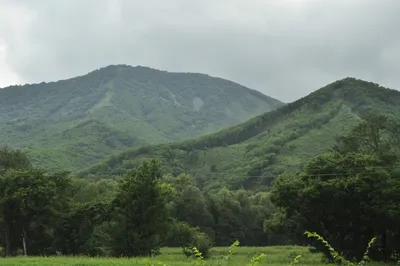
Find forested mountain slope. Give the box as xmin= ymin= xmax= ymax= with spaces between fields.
xmin=0 ymin=64 xmax=283 ymax=171
xmin=79 ymin=78 xmax=400 ymax=190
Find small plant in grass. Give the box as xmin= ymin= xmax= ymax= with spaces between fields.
xmin=305 ymin=231 xmax=377 ymax=266
xmin=217 ymin=239 xmax=301 ymax=266
xmin=192 ymin=247 xmax=205 ymax=266
xmin=289 ymin=254 xmax=302 ymax=266
xmin=246 ymin=252 xmax=267 ymax=266
xmin=219 ymin=240 xmax=240 ymax=265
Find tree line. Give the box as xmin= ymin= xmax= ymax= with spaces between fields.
xmin=0 ymin=148 xmax=289 ymax=257
xmin=0 ymin=113 xmax=399 ymax=263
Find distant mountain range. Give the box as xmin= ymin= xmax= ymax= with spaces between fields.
xmin=0 ymin=64 xmax=283 ymax=171
xmin=78 ymin=78 xmax=400 ymax=190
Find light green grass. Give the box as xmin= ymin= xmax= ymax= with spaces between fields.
xmin=0 ymin=246 xmax=390 ymax=266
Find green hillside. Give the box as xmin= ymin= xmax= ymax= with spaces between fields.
xmin=79 ymin=77 xmax=400 ymax=190
xmin=0 ymin=64 xmax=283 ymax=171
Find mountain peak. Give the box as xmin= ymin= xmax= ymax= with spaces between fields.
xmin=87 ymin=64 xmax=160 ymax=76
xmin=323 ymin=77 xmax=394 ymax=92
xmin=0 ymin=65 xmax=283 ymax=171
xmin=300 ymin=77 xmax=400 ymax=110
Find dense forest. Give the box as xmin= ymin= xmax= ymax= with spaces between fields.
xmin=0 ymin=113 xmax=399 ymax=263
xmin=79 ymin=78 xmax=400 ymax=190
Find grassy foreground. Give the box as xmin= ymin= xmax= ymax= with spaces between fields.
xmin=0 ymin=246 xmax=390 ymax=266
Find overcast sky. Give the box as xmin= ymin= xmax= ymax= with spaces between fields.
xmin=1 ymin=0 xmax=399 ymax=102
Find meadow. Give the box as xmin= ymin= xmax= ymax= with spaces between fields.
xmin=0 ymin=246 xmax=391 ymax=266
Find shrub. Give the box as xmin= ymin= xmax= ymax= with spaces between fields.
xmin=166 ymin=221 xmax=213 ymax=259
xmin=183 ymin=231 xmax=213 ymax=259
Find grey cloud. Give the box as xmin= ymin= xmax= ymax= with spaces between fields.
xmin=1 ymin=0 xmax=400 ymax=101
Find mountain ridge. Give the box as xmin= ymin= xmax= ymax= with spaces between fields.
xmin=0 ymin=64 xmax=284 ymax=171
xmin=77 ymin=77 xmax=400 ymax=190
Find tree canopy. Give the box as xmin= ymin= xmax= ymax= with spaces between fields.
xmin=267 ymin=114 xmax=400 ymax=262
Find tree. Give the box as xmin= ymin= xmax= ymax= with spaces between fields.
xmin=165 ymin=174 xmax=214 ymax=237
xmin=205 ymin=188 xmax=278 ymax=246
xmin=0 ymin=169 xmax=71 ymax=256
xmin=0 ymin=146 xmax=31 ymax=175
xmin=53 ymin=201 xmax=112 ymax=256
xmin=0 ymin=146 xmax=32 ymax=257
xmin=333 ymin=114 xmax=400 ymax=160
xmin=110 ymin=159 xmax=171 ymax=257
xmin=268 ymin=114 xmax=400 ymax=262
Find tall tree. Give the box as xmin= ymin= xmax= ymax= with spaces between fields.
xmin=0 ymin=146 xmax=32 ymax=256
xmin=0 ymin=169 xmax=71 ymax=256
xmin=110 ymin=159 xmax=171 ymax=257
xmin=165 ymin=174 xmax=214 ymax=236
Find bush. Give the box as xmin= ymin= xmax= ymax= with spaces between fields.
xmin=183 ymin=231 xmax=213 ymax=259
xmin=166 ymin=221 xmax=213 ymax=259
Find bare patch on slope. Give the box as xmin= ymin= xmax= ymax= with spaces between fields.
xmin=193 ymin=97 xmax=204 ymax=112
xmin=88 ymin=89 xmax=113 ymax=114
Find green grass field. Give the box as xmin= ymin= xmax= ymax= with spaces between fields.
xmin=0 ymin=246 xmax=390 ymax=266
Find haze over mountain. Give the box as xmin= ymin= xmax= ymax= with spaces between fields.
xmin=0 ymin=64 xmax=283 ymax=171
xmin=79 ymin=77 xmax=400 ymax=190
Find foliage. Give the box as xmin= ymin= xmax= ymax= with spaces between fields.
xmin=0 ymin=64 xmax=283 ymax=171
xmin=161 ymin=173 xmax=286 ymax=248
xmin=166 ymin=221 xmax=213 ymax=258
xmin=268 ymin=114 xmax=400 ymax=263
xmin=1 ymin=78 xmax=400 ymax=264
xmin=304 ymin=231 xmax=377 ymax=266
xmin=0 ymin=146 xmax=31 ymax=175
xmin=246 ymin=253 xmax=267 ymax=266
xmin=0 ymin=148 xmax=289 ymax=257
xmin=79 ymin=78 xmax=400 ymax=190
xmin=52 ymin=201 xmax=112 ymax=256
xmin=0 ymin=168 xmax=71 ymax=256
xmin=110 ymin=159 xmax=171 ymax=257
xmin=186 ymin=231 xmax=213 ymax=259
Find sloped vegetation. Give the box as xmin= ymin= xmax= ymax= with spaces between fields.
xmin=0 ymin=64 xmax=283 ymax=171
xmin=79 ymin=78 xmax=400 ymax=190
xmin=1 ymin=77 xmax=399 ymax=264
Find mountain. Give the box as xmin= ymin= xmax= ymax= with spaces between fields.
xmin=0 ymin=64 xmax=284 ymax=171
xmin=78 ymin=78 xmax=400 ymax=190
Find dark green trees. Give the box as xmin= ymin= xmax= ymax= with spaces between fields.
xmin=111 ymin=159 xmax=171 ymax=257
xmin=0 ymin=146 xmax=71 ymax=256
xmin=268 ymin=114 xmax=400 ymax=262
xmin=0 ymin=146 xmax=31 ymax=175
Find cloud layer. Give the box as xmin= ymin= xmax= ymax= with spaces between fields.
xmin=1 ymin=0 xmax=399 ymax=101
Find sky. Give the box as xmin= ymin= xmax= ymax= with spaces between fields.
xmin=1 ymin=0 xmax=400 ymax=102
